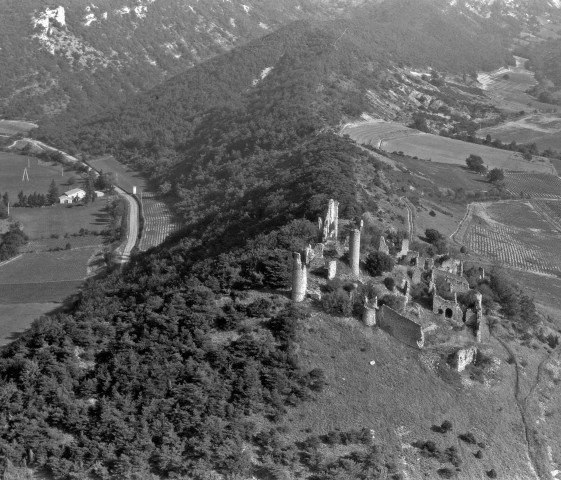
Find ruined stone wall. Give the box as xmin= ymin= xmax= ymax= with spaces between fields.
xmin=434 ymin=270 xmax=470 ymax=293
xmin=476 ymin=313 xmax=490 ymax=343
xmin=432 ymin=292 xmax=463 ymax=323
xmin=453 ymin=346 xmax=477 ymax=372
xmin=378 ymin=305 xmax=425 ymax=348
xmin=320 ymin=199 xmax=339 ymax=242
xmin=378 ymin=236 xmax=389 ymax=255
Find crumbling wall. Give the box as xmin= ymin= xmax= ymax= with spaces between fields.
xmin=378 ymin=305 xmax=425 ymax=348
xmin=410 ymin=267 xmax=423 ymax=285
xmin=434 ymin=270 xmax=470 ymax=293
xmin=378 ymin=236 xmax=390 ymax=255
xmin=319 ymin=199 xmax=339 ymax=242
xmin=397 ymin=239 xmax=409 ymax=259
xmin=453 ymin=346 xmax=478 ymax=372
xmin=432 ymin=291 xmax=463 ymax=323
xmin=476 ymin=314 xmax=490 ymax=343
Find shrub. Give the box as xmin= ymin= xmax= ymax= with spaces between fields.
xmin=384 ymin=277 xmax=395 ymax=291
xmin=322 ymin=290 xmax=353 ymax=316
xmin=246 ymin=298 xmax=273 ymax=318
xmin=365 ymin=251 xmax=395 ymax=277
xmin=437 ymin=467 xmax=456 ymax=478
xmin=429 ymin=210 xmax=436 ymax=217
xmin=380 ymin=294 xmax=406 ymax=312
xmin=458 ymin=432 xmax=476 ymax=444
xmin=65 ymin=243 xmax=71 ymax=250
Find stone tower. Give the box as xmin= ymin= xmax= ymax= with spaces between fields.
xmin=349 ymin=228 xmax=361 ymax=276
xmin=291 ymin=252 xmax=307 ymax=302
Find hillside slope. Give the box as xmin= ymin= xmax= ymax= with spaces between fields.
xmin=0 ymin=0 xmax=371 ymax=122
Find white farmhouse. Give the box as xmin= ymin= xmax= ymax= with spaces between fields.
xmin=59 ymin=188 xmax=86 ymax=204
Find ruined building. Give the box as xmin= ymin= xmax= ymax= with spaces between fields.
xmin=378 ymin=235 xmax=390 ymax=255
xmin=377 ymin=305 xmax=425 ymax=349
xmin=430 ymin=285 xmax=464 ymax=323
xmin=431 ymin=269 xmax=470 ymax=294
xmin=319 ymin=199 xmax=339 ymax=242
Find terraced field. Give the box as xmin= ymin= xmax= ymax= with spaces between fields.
xmin=504 ymin=172 xmax=561 ymax=199
xmin=139 ymin=193 xmax=181 ymax=251
xmin=456 ymin=201 xmax=561 ymax=276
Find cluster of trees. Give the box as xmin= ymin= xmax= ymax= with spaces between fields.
xmin=0 ymin=225 xmax=28 ymax=261
xmin=465 ymin=155 xmax=505 ymax=184
xmin=12 ymin=180 xmax=60 ymax=208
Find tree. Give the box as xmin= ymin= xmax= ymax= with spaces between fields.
xmin=47 ymin=179 xmax=59 ymax=205
xmin=465 ymin=154 xmax=486 ymax=174
xmin=364 ymin=251 xmax=394 ymax=277
xmin=487 ymin=168 xmax=504 ymax=184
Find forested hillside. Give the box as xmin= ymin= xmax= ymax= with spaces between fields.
xmin=36 ymin=0 xmax=513 ymax=158
xmin=0 ymin=0 xmax=368 ymax=122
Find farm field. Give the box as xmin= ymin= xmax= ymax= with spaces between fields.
xmin=477 ymin=56 xmax=558 ymax=113
xmin=383 ymin=133 xmax=554 ymax=173
xmin=0 ymin=119 xmax=37 ymax=136
xmin=456 ymin=201 xmax=561 ymax=276
xmin=11 ymin=201 xmax=111 ymax=240
xmin=0 ymin=303 xmax=58 ymax=346
xmin=139 ymin=193 xmax=181 ymax=251
xmin=390 ymin=155 xmax=490 ymax=192
xmin=343 ymin=120 xmax=555 ymax=173
xmin=504 ymin=172 xmax=561 ymax=199
xmin=0 ymin=246 xmax=100 ymax=285
xmin=88 ymin=155 xmax=148 ymax=194
xmin=480 ymin=114 xmax=561 ymax=154
xmin=0 ymin=150 xmax=78 ymax=199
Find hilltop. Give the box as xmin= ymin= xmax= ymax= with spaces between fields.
xmin=2 ymin=0 xmax=561 ymax=479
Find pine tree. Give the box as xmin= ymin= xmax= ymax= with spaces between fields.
xmin=47 ymin=179 xmax=59 ymax=205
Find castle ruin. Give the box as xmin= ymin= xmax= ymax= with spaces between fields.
xmin=377 ymin=304 xmax=425 ymax=349
xmin=319 ymin=199 xmax=339 ymax=242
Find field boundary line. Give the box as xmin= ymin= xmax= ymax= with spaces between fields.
xmin=0 ymin=254 xmax=23 ymax=269
xmin=450 ymin=203 xmax=474 ymax=244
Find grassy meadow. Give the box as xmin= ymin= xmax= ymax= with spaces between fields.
xmin=11 ymin=201 xmax=110 ymax=240
xmin=286 ymin=311 xmax=538 ymax=479
xmin=0 ymin=303 xmax=58 ymax=346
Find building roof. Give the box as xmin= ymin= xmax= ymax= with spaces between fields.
xmin=64 ymin=188 xmax=86 ymax=196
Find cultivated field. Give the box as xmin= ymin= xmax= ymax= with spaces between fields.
xmin=477 ymin=56 xmax=557 ymax=113
xmin=504 ymin=172 xmax=561 ymax=199
xmin=0 ymin=303 xmax=58 ymax=346
xmin=343 ymin=120 xmax=555 ymax=173
xmin=0 ymin=119 xmax=37 ymax=136
xmin=139 ymin=193 xmax=181 ymax=250
xmin=455 ymin=201 xmax=561 ymax=276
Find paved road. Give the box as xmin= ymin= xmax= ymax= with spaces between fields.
xmin=114 ymin=186 xmax=139 ymax=264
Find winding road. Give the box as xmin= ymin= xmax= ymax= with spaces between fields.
xmin=114 ymin=186 xmax=139 ymax=264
